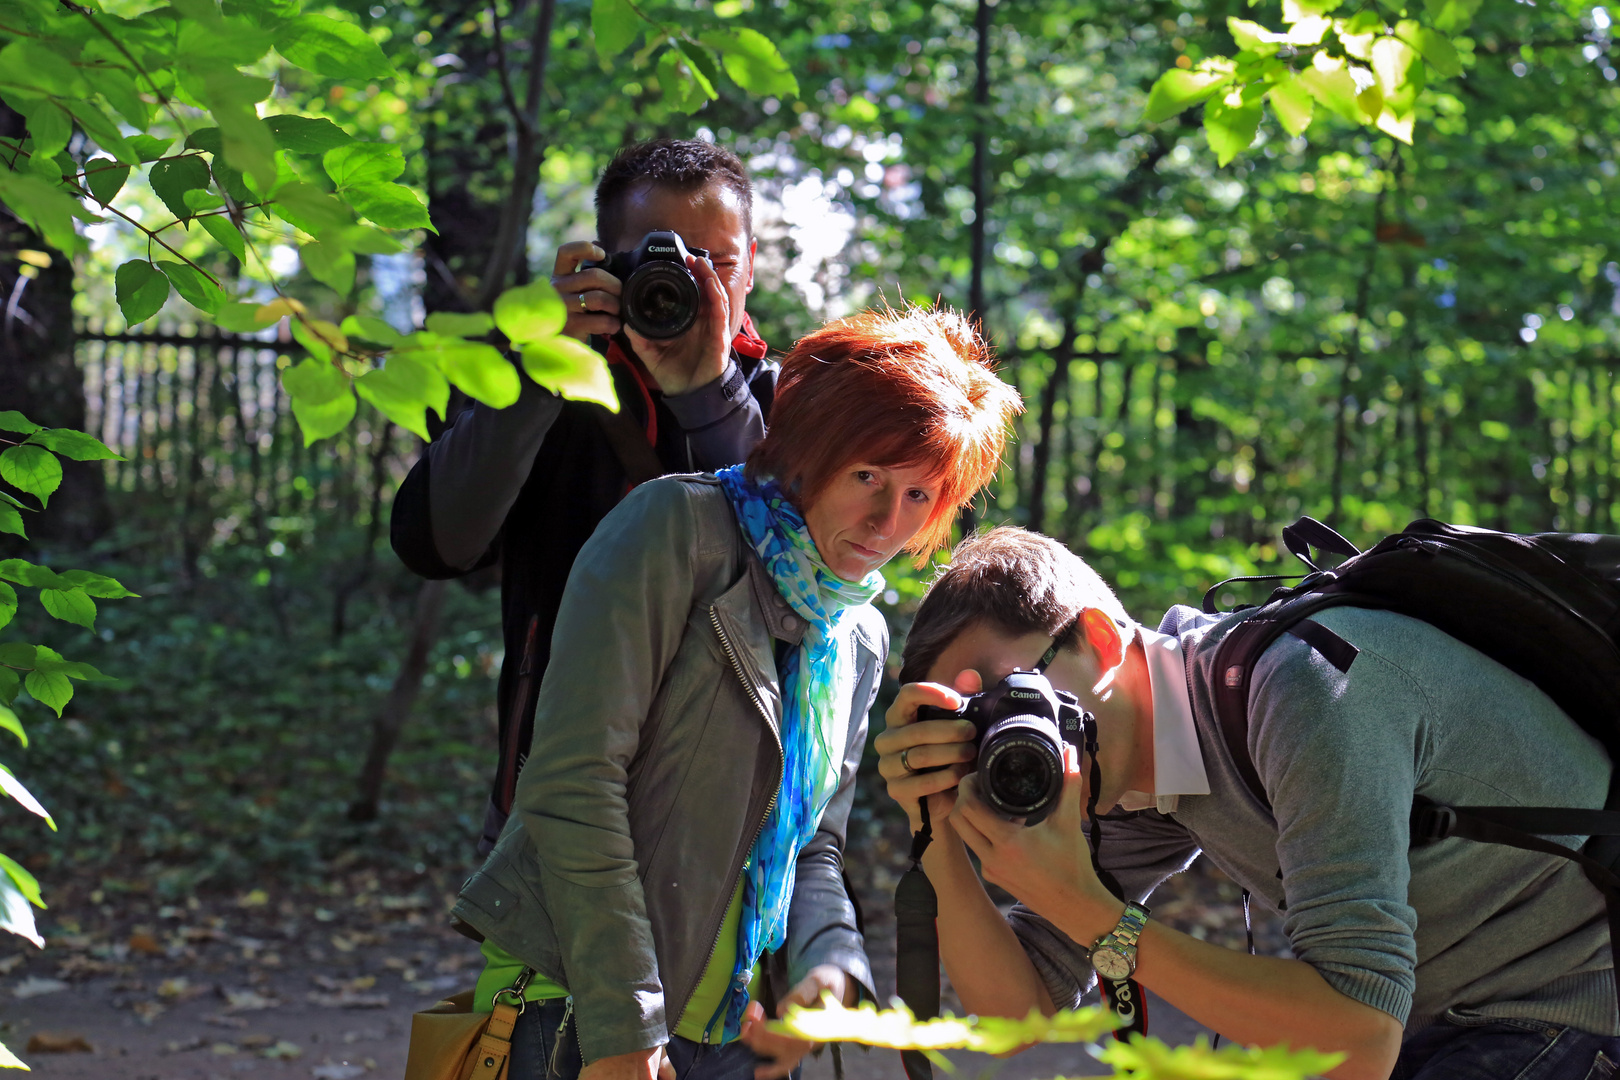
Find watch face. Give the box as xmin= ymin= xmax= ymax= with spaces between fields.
xmin=1092 ymin=946 xmax=1132 ymax=981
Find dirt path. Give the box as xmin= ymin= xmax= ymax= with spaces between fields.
xmin=3 ymin=849 xmax=1282 ymax=1079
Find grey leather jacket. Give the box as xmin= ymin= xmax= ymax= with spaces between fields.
xmin=452 ymin=475 xmax=882 ymax=1063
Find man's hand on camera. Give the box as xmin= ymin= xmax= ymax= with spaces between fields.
xmin=577 ymin=1045 xmax=675 ymax=1080
xmin=876 ymin=673 xmax=981 ymax=834
xmin=949 ymin=748 xmax=1119 ymax=931
xmin=627 ymin=253 xmax=732 ymax=395
xmin=552 ymin=241 xmax=624 ymax=341
xmin=738 ymin=964 xmax=856 ymax=1080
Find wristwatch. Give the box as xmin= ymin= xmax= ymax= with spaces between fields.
xmin=1090 ymin=901 xmax=1151 ymax=981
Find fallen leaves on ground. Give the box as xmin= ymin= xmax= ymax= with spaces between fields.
xmin=26 ymin=1031 xmax=94 ymax=1053
xmin=12 ymin=975 xmax=68 ymax=998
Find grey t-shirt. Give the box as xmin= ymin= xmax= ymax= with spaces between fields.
xmin=1010 ymin=605 xmax=1616 ymax=1037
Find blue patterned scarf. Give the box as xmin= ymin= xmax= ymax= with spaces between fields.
xmin=711 ymin=465 xmax=883 ymax=1041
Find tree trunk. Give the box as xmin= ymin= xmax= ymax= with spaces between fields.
xmin=1026 ymin=319 xmax=1077 ymax=535
xmin=349 ymin=578 xmax=449 ymax=822
xmin=0 ymin=103 xmax=110 ymax=548
xmin=957 ymin=0 xmax=993 ymax=540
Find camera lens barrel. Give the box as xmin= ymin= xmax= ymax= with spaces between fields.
xmin=623 ymin=260 xmax=701 ymax=339
xmin=978 ymin=715 xmax=1065 ymax=820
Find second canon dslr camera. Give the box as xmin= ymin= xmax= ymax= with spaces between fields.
xmin=916 ymin=670 xmax=1088 ymax=826
xmin=587 ymin=230 xmax=708 ymax=340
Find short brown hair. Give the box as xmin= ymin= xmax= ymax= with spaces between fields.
xmin=747 ymin=305 xmax=1022 ymax=563
xmin=900 ymin=527 xmax=1131 ymax=684
xmin=595 ymin=139 xmax=753 ymax=249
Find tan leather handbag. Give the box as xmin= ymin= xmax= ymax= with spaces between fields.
xmin=404 ymin=970 xmax=533 ymax=1080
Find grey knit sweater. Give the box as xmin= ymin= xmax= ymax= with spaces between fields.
xmin=1009 ymin=604 xmax=1617 ymax=1037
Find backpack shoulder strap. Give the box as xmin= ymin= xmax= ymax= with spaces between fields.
xmin=1210 ymin=594 xmax=1364 ymax=809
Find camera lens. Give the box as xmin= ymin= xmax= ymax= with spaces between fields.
xmin=979 ymin=717 xmax=1064 ymax=819
xmin=624 ymin=262 xmax=699 ymax=339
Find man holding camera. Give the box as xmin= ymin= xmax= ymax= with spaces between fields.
xmin=391 ymin=139 xmax=775 ymax=852
xmin=877 ymin=527 xmax=1617 ymax=1080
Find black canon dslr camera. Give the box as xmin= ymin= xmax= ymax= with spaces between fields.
xmin=916 ymin=670 xmax=1088 ymax=825
xmin=586 ymin=230 xmax=708 ymax=339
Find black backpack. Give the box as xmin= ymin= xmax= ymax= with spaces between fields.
xmin=1205 ymin=516 xmax=1620 ymax=1001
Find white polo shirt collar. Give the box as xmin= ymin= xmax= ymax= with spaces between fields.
xmin=1116 ymin=624 xmax=1209 ymax=815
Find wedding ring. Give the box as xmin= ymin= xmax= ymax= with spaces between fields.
xmin=578 ymin=292 xmax=589 ymax=312
xmin=901 ymin=747 xmax=918 ymax=774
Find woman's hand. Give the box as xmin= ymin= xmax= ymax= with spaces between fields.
xmin=578 ymin=1046 xmax=675 ymax=1080
xmin=874 ymin=674 xmax=982 ymax=833
xmin=738 ymin=964 xmax=856 ymax=1080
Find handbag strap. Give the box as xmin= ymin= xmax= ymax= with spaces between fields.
xmin=468 ymin=968 xmax=537 ymax=1080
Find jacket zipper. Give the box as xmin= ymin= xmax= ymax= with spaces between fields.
xmin=675 ymin=608 xmax=784 ymax=1041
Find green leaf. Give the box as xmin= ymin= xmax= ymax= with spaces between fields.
xmin=0 ymin=170 xmax=91 ymax=257
xmin=274 ymin=181 xmax=353 ymax=237
xmin=0 ymin=562 xmax=57 ymax=589
xmin=0 ymin=853 xmax=41 ymax=907
xmin=215 ymin=301 xmax=279 ymax=333
xmin=54 ymin=569 xmax=137 ymax=599
xmin=403 ymin=336 xmax=521 ymax=409
xmin=0 ymin=763 xmax=54 ymax=825
xmin=0 ymin=671 xmax=15 ymax=707
xmin=0 ymin=1037 xmax=29 ymax=1068
xmin=1370 ymin=35 xmax=1419 ymax=98
xmin=773 ymin=997 xmax=1119 ymax=1054
xmin=1144 ymin=67 xmax=1230 ymax=124
xmin=1424 ymin=0 xmax=1482 ymax=34
xmin=23 ymin=429 xmax=120 ymax=462
xmin=340 ymin=315 xmax=403 ymax=345
xmin=522 ymin=337 xmax=620 ymax=411
xmin=40 ymin=587 xmax=96 ymax=629
xmin=1298 ymin=55 xmax=1364 ymax=124
xmin=323 ymin=142 xmax=404 ymax=188
xmin=289 ymin=317 xmax=347 ymax=364
xmin=199 ymin=214 xmax=247 ymax=262
xmin=196 ymin=67 xmax=278 ymax=192
xmin=0 ymin=446 xmax=61 ymax=509
xmin=658 ymin=49 xmax=716 ymax=113
xmin=494 ymin=280 xmax=566 ymax=344
xmin=1283 ymin=0 xmax=1343 ymax=18
xmin=34 ymin=645 xmax=115 ymax=683
xmin=677 ymin=40 xmax=724 ymax=91
xmin=1395 ymin=21 xmax=1462 ymax=79
xmin=85 ymin=61 xmax=151 ymax=128
xmin=1228 ymin=18 xmax=1282 ymax=58
xmin=301 ymin=241 xmax=355 ymax=296
xmin=0 ymin=583 xmax=14 ymax=631
xmin=66 ymin=100 xmax=141 ymax=165
xmin=0 ymin=643 xmax=34 ymax=670
xmin=129 ymin=135 xmax=175 ymax=162
xmin=0 ymin=871 xmax=44 ymax=948
xmin=265 ymin=114 xmax=355 ymax=154
xmin=114 ymin=260 xmax=171 ymax=326
xmin=1268 ymin=73 xmax=1315 ymax=136
xmin=0 ymin=41 xmax=82 ymax=97
xmin=25 ymin=100 xmax=71 ymax=159
xmin=0 ymin=704 xmax=24 ymax=746
xmin=149 ymin=154 xmax=213 ymax=221
xmin=0 ymin=414 xmax=39 ymax=436
xmin=344 ymin=182 xmax=434 ymax=232
xmin=1205 ymin=93 xmax=1264 ymax=165
xmin=0 ymin=502 xmax=22 ymax=540
xmin=355 ymin=352 xmax=449 ymax=441
xmin=281 ymin=358 xmax=356 ymax=443
xmin=276 ymin=14 xmax=395 ymax=79
xmin=424 ymin=311 xmax=495 ymax=338
xmin=157 ymin=261 xmax=226 ymax=316
xmin=592 ymin=0 xmax=640 ymax=61
xmin=702 ymin=28 xmax=799 ymax=97
xmin=84 ymin=157 xmax=131 ymax=207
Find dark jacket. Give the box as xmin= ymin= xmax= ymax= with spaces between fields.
xmin=391 ymin=342 xmax=777 ymax=849
xmin=453 ymin=476 xmax=881 ymax=1061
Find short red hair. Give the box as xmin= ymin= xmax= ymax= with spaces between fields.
xmin=747 ymin=304 xmax=1022 ymax=561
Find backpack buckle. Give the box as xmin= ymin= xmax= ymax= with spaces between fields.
xmin=1412 ymin=802 xmax=1457 ymax=845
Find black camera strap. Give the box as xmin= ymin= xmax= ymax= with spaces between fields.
xmin=1080 ymin=712 xmax=1148 ymax=1040
xmin=895 ymin=799 xmax=939 ymax=1080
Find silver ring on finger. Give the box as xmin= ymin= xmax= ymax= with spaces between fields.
xmin=578 ymin=292 xmax=589 ymax=312
xmin=901 ymin=747 xmax=918 ymax=775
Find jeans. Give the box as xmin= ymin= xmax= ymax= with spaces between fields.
xmin=1392 ymin=1012 xmax=1620 ymax=1080
xmin=508 ymin=999 xmax=799 ymax=1080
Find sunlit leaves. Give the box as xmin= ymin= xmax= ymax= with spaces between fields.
xmin=659 ymin=49 xmax=717 ymax=113
xmin=0 ymin=869 xmax=43 ymax=947
xmin=521 ymin=337 xmax=619 ymax=411
xmin=0 ymin=169 xmax=92 ymax=256
xmin=114 ymin=260 xmax=170 ymax=326
xmin=1204 ymin=92 xmax=1263 ymax=167
xmin=301 ymin=241 xmax=356 ymax=296
xmin=494 ymin=281 xmax=566 ymax=343
xmin=425 ymin=311 xmax=495 ymax=338
xmin=281 ymin=357 xmax=357 ymax=444
xmin=0 ymin=499 xmax=18 ymax=540
xmin=0 ymin=584 xmax=14 ymax=632
xmin=264 ymin=114 xmax=355 ymax=154
xmin=702 ymin=28 xmax=799 ymax=98
xmin=344 ymin=181 xmax=434 ymax=232
xmin=274 ymin=181 xmax=352 ymax=237
xmin=23 ymin=429 xmax=118 ymax=462
xmin=1267 ymin=73 xmax=1314 ymax=137
xmin=158 ymin=261 xmax=226 ymax=315
xmin=323 ymin=142 xmax=405 ymax=188
xmin=199 ymin=214 xmax=247 ymax=262
xmin=772 ymin=997 xmax=1118 ymax=1056
xmin=1144 ymin=67 xmax=1231 ymax=125
xmin=0 ymin=447 xmax=60 ymax=509
xmin=355 ymin=353 xmax=448 ymax=441
xmin=408 ymin=336 xmax=521 ymax=409
xmin=0 ymin=764 xmax=51 ymax=827
xmin=1095 ymin=1034 xmax=1344 ymax=1079
xmin=592 ymin=0 xmax=640 ymax=61
xmin=84 ymin=156 xmax=131 ymax=207
xmin=275 ymin=14 xmax=395 ymax=80
xmin=39 ymin=587 xmax=95 ymax=630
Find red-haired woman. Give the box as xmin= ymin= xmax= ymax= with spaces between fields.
xmin=449 ymin=306 xmax=1021 ymax=1080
